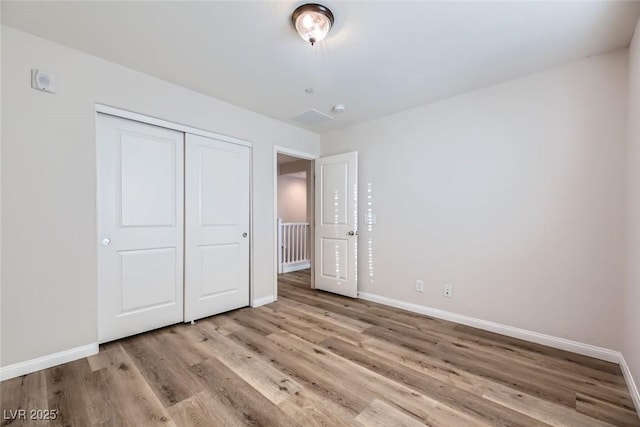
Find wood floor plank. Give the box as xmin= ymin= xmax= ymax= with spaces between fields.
xmin=2 ymin=269 xmax=638 ymax=426
xmin=201 ymin=314 xmax=246 ymax=336
xmin=86 ymin=344 xmax=175 ymax=426
xmin=215 ymin=316 xmax=362 ymax=425
xmin=355 ymin=399 xmax=427 ymax=427
xmin=45 ymin=359 xmax=96 ymax=427
xmin=453 ymin=324 xmax=623 ymax=375
xmin=433 ymin=325 xmax=627 ymax=387
xmin=227 ymin=327 xmax=373 ymax=415
xmin=269 ymin=331 xmax=492 ymax=427
xmin=360 ymin=334 xmax=490 ymax=395
xmin=167 ymin=390 xmax=246 ymax=427
xmin=277 ymin=386 xmax=360 ymax=427
xmin=321 ymin=336 xmax=548 ymax=427
xmin=263 ymin=301 xmax=368 ymax=345
xmin=278 ymin=287 xmax=422 ymax=331
xmin=193 ymin=320 xmax=303 ymax=405
xmin=436 ymin=338 xmax=636 ymax=411
xmin=276 ymin=296 xmax=373 ymax=332
xmin=189 ymin=357 xmax=298 ymax=426
xmin=0 ymin=371 xmax=48 ymax=425
xmin=246 ymin=306 xmax=331 ymax=344
xmin=360 ymin=330 xmax=620 ymax=418
xmin=154 ymin=325 xmax=212 ymax=367
xmin=226 ymin=307 xmax=285 ymax=336
xmin=120 ymin=331 xmax=206 ymax=407
xmin=281 ymin=272 xmax=453 ymax=330
xmin=363 ymin=323 xmax=576 ymax=408
xmin=576 ymin=393 xmax=640 ymax=427
xmin=483 ymin=385 xmax=615 ymax=427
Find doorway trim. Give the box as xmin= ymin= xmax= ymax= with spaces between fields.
xmin=94 ymin=103 xmax=256 ymax=316
xmin=273 ymin=146 xmax=319 ymax=301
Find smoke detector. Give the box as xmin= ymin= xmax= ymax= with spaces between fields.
xmin=332 ymin=104 xmax=346 ymax=114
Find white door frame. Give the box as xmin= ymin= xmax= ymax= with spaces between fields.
xmin=273 ymin=146 xmax=318 ymax=299
xmin=94 ymin=104 xmax=255 ymax=323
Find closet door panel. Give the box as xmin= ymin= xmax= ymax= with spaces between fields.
xmin=185 ymin=134 xmax=250 ymax=322
xmin=97 ymin=114 xmax=184 ymax=343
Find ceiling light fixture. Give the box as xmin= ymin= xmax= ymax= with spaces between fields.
xmin=292 ymin=3 xmax=334 ymax=46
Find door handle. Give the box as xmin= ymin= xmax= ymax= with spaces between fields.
xmin=242 ymin=232 xmax=248 ymax=238
xmin=102 ymin=238 xmax=111 ymax=246
xmin=347 ymin=231 xmax=357 ymax=236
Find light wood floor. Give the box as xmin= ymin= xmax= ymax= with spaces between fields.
xmin=2 ymin=270 xmax=639 ymax=426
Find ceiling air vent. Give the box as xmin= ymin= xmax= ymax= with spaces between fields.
xmin=292 ymin=109 xmax=334 ymax=125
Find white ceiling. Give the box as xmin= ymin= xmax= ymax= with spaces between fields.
xmin=3 ymin=1 xmax=640 ymax=133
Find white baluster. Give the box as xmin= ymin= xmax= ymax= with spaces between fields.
xmin=303 ymin=223 xmax=307 ymax=261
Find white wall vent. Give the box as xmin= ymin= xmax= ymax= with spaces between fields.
xmin=292 ymin=109 xmax=334 ymax=125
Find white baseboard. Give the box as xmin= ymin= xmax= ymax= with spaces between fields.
xmin=253 ymin=295 xmax=275 ymax=308
xmin=620 ymin=355 xmax=640 ymax=413
xmin=282 ymin=260 xmax=311 ymax=273
xmin=358 ymin=292 xmax=621 ymax=363
xmin=0 ymin=343 xmax=98 ymax=382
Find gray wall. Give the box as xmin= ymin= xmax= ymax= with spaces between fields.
xmin=1 ymin=26 xmax=320 ymax=367
xmin=623 ymin=17 xmax=640 ymax=401
xmin=322 ymin=51 xmax=628 ymax=350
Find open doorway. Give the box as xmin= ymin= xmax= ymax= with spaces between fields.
xmin=274 ymin=150 xmax=315 ymax=298
xmin=273 ymin=149 xmax=358 ymax=300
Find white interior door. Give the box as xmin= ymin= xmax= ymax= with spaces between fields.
xmin=97 ymin=114 xmax=184 ymax=343
xmin=314 ymin=152 xmax=358 ymax=298
xmin=184 ymin=134 xmax=250 ymax=322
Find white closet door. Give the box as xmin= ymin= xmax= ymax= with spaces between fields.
xmin=97 ymin=114 xmax=184 ymax=343
xmin=185 ymin=134 xmax=250 ymax=322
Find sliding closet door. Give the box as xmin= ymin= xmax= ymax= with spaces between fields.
xmin=97 ymin=114 xmax=184 ymax=343
xmin=184 ymin=134 xmax=250 ymax=322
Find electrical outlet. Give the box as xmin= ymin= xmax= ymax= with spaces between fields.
xmin=415 ymin=280 xmax=424 ymax=292
xmin=443 ymin=284 xmax=453 ymax=298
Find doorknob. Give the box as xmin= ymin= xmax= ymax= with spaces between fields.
xmin=102 ymin=238 xmax=111 ymax=246
xmin=347 ymin=231 xmax=356 ymax=236
xmin=242 ymin=232 xmax=248 ymax=238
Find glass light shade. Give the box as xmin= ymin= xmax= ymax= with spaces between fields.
xmin=292 ymin=4 xmax=334 ymax=46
